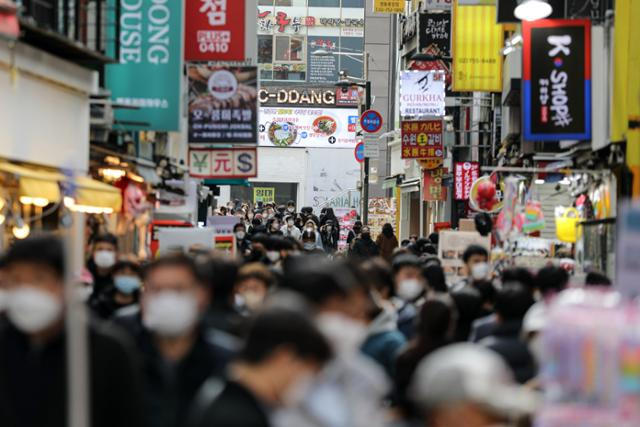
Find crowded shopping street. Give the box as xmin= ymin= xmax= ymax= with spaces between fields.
xmin=0 ymin=0 xmax=639 ymax=426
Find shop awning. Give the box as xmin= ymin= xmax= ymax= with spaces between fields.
xmin=73 ymin=176 xmax=122 ymax=211
xmin=0 ymin=161 xmax=65 ymax=203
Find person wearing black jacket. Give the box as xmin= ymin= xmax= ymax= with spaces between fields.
xmin=350 ymin=226 xmax=380 ymax=259
xmin=0 ymin=236 xmax=143 ymax=427
xmin=320 ymin=219 xmax=340 ymax=254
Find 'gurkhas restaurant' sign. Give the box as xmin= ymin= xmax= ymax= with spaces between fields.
xmin=259 ymin=87 xmax=359 ymax=108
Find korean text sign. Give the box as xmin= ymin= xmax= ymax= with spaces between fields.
xmin=418 ymin=12 xmax=451 ymax=57
xmin=106 ymin=0 xmax=182 ymax=131
xmin=400 ymin=71 xmax=446 ymax=117
xmin=452 ymin=4 xmax=503 ymax=92
xmin=522 ymin=19 xmax=591 ymax=141
xmin=253 ymin=188 xmax=275 ymax=204
xmin=454 ymin=161 xmax=479 ymax=200
xmin=423 ymin=168 xmax=447 ymax=201
xmin=188 ymin=66 xmax=258 ymax=144
xmin=401 ymin=120 xmax=444 ymax=160
xmin=188 ymin=148 xmax=257 ymax=179
xmin=184 ymin=0 xmax=245 ymax=61
xmin=374 ymin=0 xmax=405 ymax=13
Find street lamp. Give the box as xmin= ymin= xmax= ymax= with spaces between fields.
xmin=514 ymin=0 xmax=553 ymax=21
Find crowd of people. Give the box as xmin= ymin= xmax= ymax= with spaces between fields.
xmin=0 ymin=201 xmax=611 ymax=427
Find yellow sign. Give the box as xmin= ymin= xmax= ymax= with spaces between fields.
xmin=253 ymin=187 xmax=275 ymax=204
xmin=374 ymin=0 xmax=405 ymax=14
xmin=452 ymin=3 xmax=503 ymax=92
xmin=418 ymin=158 xmax=444 ymax=170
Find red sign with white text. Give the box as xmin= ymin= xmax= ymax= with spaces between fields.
xmin=454 ymin=162 xmax=479 ymax=201
xmin=184 ymin=0 xmax=245 ymax=61
xmin=423 ymin=168 xmax=447 ymax=202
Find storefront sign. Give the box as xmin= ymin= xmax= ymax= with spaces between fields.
xmin=184 ymin=0 xmax=245 ymax=61
xmin=188 ymin=66 xmax=258 ymax=144
xmin=188 ymin=148 xmax=258 ymax=179
xmin=418 ymin=12 xmax=451 ymax=57
xmin=401 ymin=120 xmax=444 ymax=159
xmin=423 ymin=168 xmax=446 ymax=201
xmin=0 ymin=1 xmax=19 ymax=39
xmin=106 ymin=0 xmax=182 ymax=131
xmin=454 ymin=161 xmax=480 ymax=200
xmin=253 ymin=187 xmax=275 ymax=204
xmin=452 ymin=4 xmax=503 ymax=92
xmin=258 ymin=9 xmax=364 ymax=34
xmin=423 ymin=0 xmax=452 ymax=10
xmin=259 ymin=107 xmax=358 ymax=148
xmin=400 ymin=71 xmax=446 ymax=117
xmin=374 ymin=0 xmax=405 ymax=14
xmin=567 ymin=0 xmax=606 ymax=23
xmin=523 ymin=19 xmax=591 ymax=141
xmin=401 ymin=12 xmax=418 ymax=45
xmin=258 ymin=87 xmax=357 ymax=108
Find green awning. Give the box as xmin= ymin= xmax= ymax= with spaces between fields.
xmin=382 ymin=179 xmax=397 ymax=190
xmin=203 ymin=179 xmax=250 ymax=187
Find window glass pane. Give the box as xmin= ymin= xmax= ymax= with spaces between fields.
xmin=258 ymin=0 xmax=274 ymax=5
xmin=308 ymin=0 xmax=340 ymax=6
xmin=290 ymin=36 xmax=304 ymax=61
xmin=258 ymin=36 xmax=273 ymax=63
xmin=342 ymin=0 xmax=364 ymax=7
xmin=275 ymin=36 xmax=290 ymax=61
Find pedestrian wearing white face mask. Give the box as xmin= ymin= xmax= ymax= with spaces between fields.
xmin=302 ymin=220 xmax=324 ymax=251
xmin=0 ymin=236 xmax=144 ymax=427
xmin=234 ymin=223 xmax=251 ymax=257
xmin=90 ymin=261 xmax=142 ymax=320
xmin=451 ymin=245 xmax=491 ymax=293
xmin=188 ymin=307 xmax=332 ymax=427
xmin=392 ymin=254 xmax=428 ymax=340
xmin=281 ymin=215 xmax=302 ymax=240
xmin=87 ymin=233 xmax=119 ymax=297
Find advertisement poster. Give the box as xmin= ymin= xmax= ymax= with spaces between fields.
xmin=305 ymin=149 xmax=360 ymax=209
xmin=454 ymin=161 xmax=480 ymax=200
xmin=368 ymin=198 xmax=397 ymax=239
xmin=184 ymin=0 xmax=245 ymax=61
xmin=401 ymin=120 xmax=444 ymax=159
xmin=522 ymin=19 xmax=591 ymax=141
xmin=423 ymin=168 xmax=447 ymax=201
xmin=400 ymin=71 xmax=446 ymax=117
xmin=106 ymin=0 xmax=182 ymax=131
xmin=374 ymin=0 xmax=405 ymax=13
xmin=206 ymin=216 xmax=241 ymax=236
xmin=418 ymin=12 xmax=451 ymax=57
xmin=253 ymin=187 xmax=275 ymax=204
xmin=452 ymin=4 xmax=503 ymax=92
xmin=259 ymin=107 xmax=358 ymax=148
xmin=188 ymin=148 xmax=257 ymax=179
xmin=438 ymin=230 xmax=491 ymax=281
xmin=188 ymin=66 xmax=258 ymax=144
xmin=335 ymin=207 xmax=360 ymax=251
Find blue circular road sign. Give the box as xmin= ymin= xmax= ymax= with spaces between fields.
xmin=360 ymin=109 xmax=383 ymax=133
xmin=355 ymin=142 xmax=365 ymax=163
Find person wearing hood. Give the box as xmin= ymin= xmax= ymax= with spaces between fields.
xmin=300 ymin=207 xmax=320 ymax=228
xmin=347 ymin=220 xmax=363 ymax=249
xmin=319 ymin=219 xmax=339 ymax=255
xmin=302 ymin=220 xmax=324 ymax=250
xmin=451 ymin=245 xmax=491 ymax=293
xmin=286 ymin=200 xmax=297 ymax=216
xmin=87 ymin=233 xmax=119 ymax=297
xmin=375 ymin=223 xmax=399 ymax=261
xmin=281 ymin=215 xmax=302 ymax=240
xmin=319 ymin=208 xmax=339 ymax=228
xmin=350 ymin=226 xmax=379 ymax=260
xmin=234 ymin=223 xmax=252 ymax=257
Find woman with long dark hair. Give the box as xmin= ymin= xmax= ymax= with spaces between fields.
xmin=376 ymin=223 xmax=399 ymax=261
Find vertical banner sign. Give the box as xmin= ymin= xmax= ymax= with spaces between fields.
xmin=454 ymin=161 xmax=480 ymax=200
xmin=452 ymin=3 xmax=503 ymax=92
xmin=418 ymin=12 xmax=451 ymax=57
xmin=188 ymin=66 xmax=258 ymax=144
xmin=401 ymin=120 xmax=444 ymax=159
xmin=522 ymin=19 xmax=591 ymax=141
xmin=184 ymin=0 xmax=246 ymax=61
xmin=423 ymin=168 xmax=447 ymax=201
xmin=374 ymin=0 xmax=405 ymax=13
xmin=400 ymin=71 xmax=446 ymax=117
xmin=106 ymin=0 xmax=182 ymax=131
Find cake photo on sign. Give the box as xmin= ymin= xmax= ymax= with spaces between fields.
xmin=267 ymin=122 xmax=298 ymax=146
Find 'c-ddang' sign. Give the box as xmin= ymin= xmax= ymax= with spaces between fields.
xmin=258 ymin=87 xmax=358 ymax=108
xmin=106 ymin=0 xmax=182 ymax=131
xmin=184 ymin=0 xmax=245 ymax=61
xmin=401 ymin=120 xmax=444 ymax=159
xmin=189 ymin=147 xmax=257 ymax=179
xmin=523 ymin=19 xmax=591 ymax=141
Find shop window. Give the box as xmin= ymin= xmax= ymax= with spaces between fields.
xmin=273 ymin=64 xmax=306 ymax=81
xmin=258 ymin=36 xmax=273 ymax=63
xmin=258 ymin=0 xmax=307 ymax=5
xmin=308 ymin=0 xmax=340 ymax=6
xmin=342 ymin=0 xmax=364 ymax=6
xmin=274 ymin=35 xmax=305 ymax=62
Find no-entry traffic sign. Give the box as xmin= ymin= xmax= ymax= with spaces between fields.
xmin=354 ymin=142 xmax=365 ymax=163
xmin=360 ymin=110 xmax=383 ymax=133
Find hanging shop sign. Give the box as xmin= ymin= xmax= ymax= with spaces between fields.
xmin=259 ymin=107 xmax=358 ymax=148
xmin=566 ymin=0 xmax=607 ymax=23
xmin=401 ymin=12 xmax=418 ymax=46
xmin=258 ymin=86 xmax=357 ymax=108
xmin=258 ymin=9 xmax=364 ymax=35
xmin=401 ymin=120 xmax=444 ymax=159
xmin=0 ymin=0 xmax=19 ymax=39
xmin=188 ymin=65 xmax=258 ymax=144
xmin=452 ymin=4 xmax=503 ymax=92
xmin=253 ymin=187 xmax=275 ymax=204
xmin=522 ymin=19 xmax=591 ymax=141
xmin=423 ymin=0 xmax=452 ymax=9
xmin=374 ymin=0 xmax=405 ymax=14
xmin=496 ymin=0 xmax=565 ymax=23
xmin=423 ymin=168 xmax=447 ymax=201
xmin=400 ymin=71 xmax=446 ymax=117
xmin=106 ymin=0 xmax=182 ymax=131
xmin=188 ymin=147 xmax=257 ymax=179
xmin=184 ymin=0 xmax=245 ymax=61
xmin=418 ymin=12 xmax=451 ymax=57
xmin=454 ymin=161 xmax=480 ymax=200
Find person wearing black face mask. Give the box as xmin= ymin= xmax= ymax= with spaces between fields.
xmin=347 ymin=220 xmax=363 ymax=249
xmin=320 ymin=220 xmax=339 ymax=255
xmin=350 ymin=227 xmax=380 ymax=260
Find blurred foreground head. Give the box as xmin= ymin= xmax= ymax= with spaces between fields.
xmin=411 ymin=343 xmax=536 ymax=427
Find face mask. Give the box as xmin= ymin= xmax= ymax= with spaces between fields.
xmin=248 ymin=213 xmax=254 ymax=220
xmin=287 ymin=207 xmax=295 ymax=213
xmin=471 ymin=262 xmax=490 ymax=280
xmin=241 ymin=291 xmax=264 ymax=311
xmin=143 ymin=291 xmax=199 ymax=337
xmin=303 ymin=243 xmax=316 ymax=251
xmin=287 ymin=220 xmax=294 ymax=227
xmin=114 ymin=275 xmax=141 ymax=295
xmin=306 ymin=226 xmax=314 ymax=233
xmin=266 ymin=251 xmax=280 ymax=262
xmin=317 ymin=312 xmax=367 ymax=355
xmin=282 ymin=372 xmax=315 ymax=407
xmin=76 ymin=286 xmax=93 ymax=302
xmin=326 ymin=226 xmax=332 ymax=232
xmin=94 ymin=250 xmax=116 ymax=269
xmin=397 ymin=279 xmax=423 ymax=301
xmin=271 ymin=224 xmax=279 ymax=232
xmin=6 ymin=287 xmax=63 ymax=333
xmin=235 ymin=231 xmax=246 ymax=240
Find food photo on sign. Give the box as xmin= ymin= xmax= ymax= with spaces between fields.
xmin=188 ymin=66 xmax=258 ymax=144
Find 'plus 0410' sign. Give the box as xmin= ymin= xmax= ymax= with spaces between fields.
xmin=184 ymin=0 xmax=245 ymax=61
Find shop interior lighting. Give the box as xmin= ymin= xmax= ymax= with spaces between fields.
xmin=127 ymin=171 xmax=145 ymax=183
xmin=12 ymin=216 xmax=30 ymax=239
xmin=514 ymin=0 xmax=552 ymax=21
xmin=64 ymin=196 xmax=113 ymax=214
xmin=559 ymin=177 xmax=571 ymax=185
xmin=19 ymin=196 xmax=49 ymax=207
xmin=535 ymin=178 xmax=546 ymax=184
xmin=104 ymin=155 xmax=121 ymax=165
xmin=99 ymin=167 xmax=126 ymax=181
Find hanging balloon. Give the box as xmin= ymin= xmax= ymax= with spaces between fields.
xmin=469 ymin=176 xmax=503 ymax=213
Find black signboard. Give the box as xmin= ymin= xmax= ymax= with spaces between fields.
xmin=523 ymin=19 xmax=591 ymax=141
xmin=497 ymin=0 xmax=566 ymax=23
xmin=418 ymin=12 xmax=451 ymax=57
xmin=566 ymin=0 xmax=608 ymax=23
